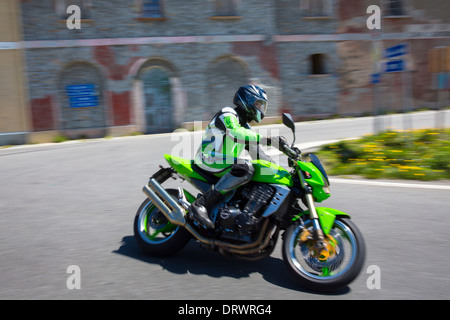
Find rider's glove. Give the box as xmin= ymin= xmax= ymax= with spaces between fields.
xmin=276 ymin=136 xmax=288 ymax=151
xmin=264 ymin=136 xmax=288 ymax=151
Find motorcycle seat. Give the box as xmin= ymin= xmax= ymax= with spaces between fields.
xmin=191 ymin=162 xmax=221 ymax=185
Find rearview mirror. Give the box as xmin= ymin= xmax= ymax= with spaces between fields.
xmin=282 ymin=113 xmax=295 ymax=131
xmin=282 ymin=113 xmax=296 ymax=145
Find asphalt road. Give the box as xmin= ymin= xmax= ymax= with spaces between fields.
xmin=0 ymin=111 xmax=449 ymax=300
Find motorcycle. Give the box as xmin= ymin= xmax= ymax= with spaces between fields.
xmin=134 ymin=113 xmax=366 ymax=292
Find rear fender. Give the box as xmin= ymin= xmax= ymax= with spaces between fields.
xmin=293 ymin=207 xmax=350 ymax=235
xmin=164 ymin=154 xmax=206 ymax=182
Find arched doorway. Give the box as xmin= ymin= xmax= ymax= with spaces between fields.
xmin=139 ymin=66 xmax=173 ymax=133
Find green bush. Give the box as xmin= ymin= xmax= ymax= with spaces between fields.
xmin=316 ymin=129 xmax=450 ymax=180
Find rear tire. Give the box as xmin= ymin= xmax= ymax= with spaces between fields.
xmin=134 ymin=189 xmax=191 ymax=256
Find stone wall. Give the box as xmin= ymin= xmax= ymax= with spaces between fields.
xmin=12 ymin=0 xmax=450 ymax=142
xmin=21 ymin=0 xmax=284 ymax=136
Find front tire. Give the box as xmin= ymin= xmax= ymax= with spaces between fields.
xmin=134 ymin=189 xmax=191 ymax=256
xmin=282 ymin=217 xmax=365 ymax=292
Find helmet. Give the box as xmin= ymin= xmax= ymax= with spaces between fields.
xmin=233 ymin=85 xmax=268 ymax=123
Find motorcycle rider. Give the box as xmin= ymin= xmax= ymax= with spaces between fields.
xmin=190 ymin=85 xmax=287 ymax=230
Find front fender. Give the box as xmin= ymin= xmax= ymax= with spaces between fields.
xmin=293 ymin=207 xmax=351 ymax=235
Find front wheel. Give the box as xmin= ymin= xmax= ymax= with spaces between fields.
xmin=282 ymin=217 xmax=365 ymax=292
xmin=134 ymin=189 xmax=191 ymax=256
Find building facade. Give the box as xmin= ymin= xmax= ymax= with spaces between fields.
xmin=1 ymin=0 xmax=449 ymax=145
xmin=0 ymin=0 xmax=30 ymax=145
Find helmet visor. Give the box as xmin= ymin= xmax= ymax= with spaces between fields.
xmin=254 ymin=99 xmax=268 ymax=116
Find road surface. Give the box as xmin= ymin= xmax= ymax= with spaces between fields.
xmin=0 ymin=111 xmax=449 ymax=300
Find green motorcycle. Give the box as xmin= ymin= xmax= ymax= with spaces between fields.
xmin=134 ymin=113 xmax=366 ymax=292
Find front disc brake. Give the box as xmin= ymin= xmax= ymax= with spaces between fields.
xmin=297 ymin=228 xmax=344 ymax=272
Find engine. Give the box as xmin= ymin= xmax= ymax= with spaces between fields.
xmin=216 ymin=183 xmax=274 ymax=242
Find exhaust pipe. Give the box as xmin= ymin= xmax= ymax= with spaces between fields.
xmin=142 ymin=178 xmax=186 ymax=226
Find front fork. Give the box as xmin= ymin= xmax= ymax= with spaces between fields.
xmin=297 ymin=166 xmax=325 ymax=241
xmin=304 ymin=192 xmax=325 ymax=241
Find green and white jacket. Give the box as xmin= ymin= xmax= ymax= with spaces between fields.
xmin=194 ymin=107 xmax=264 ymax=173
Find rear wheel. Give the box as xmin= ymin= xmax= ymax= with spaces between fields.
xmin=134 ymin=189 xmax=191 ymax=256
xmin=282 ymin=217 xmax=365 ymax=292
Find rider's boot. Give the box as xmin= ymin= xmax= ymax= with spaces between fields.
xmin=188 ymin=186 xmax=223 ymax=230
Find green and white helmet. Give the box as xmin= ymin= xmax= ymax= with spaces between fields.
xmin=233 ymin=85 xmax=268 ymax=123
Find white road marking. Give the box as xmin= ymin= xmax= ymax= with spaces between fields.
xmin=330 ymin=178 xmax=450 ymax=190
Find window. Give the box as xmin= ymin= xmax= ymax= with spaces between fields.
xmin=310 ymin=53 xmax=327 ymax=75
xmin=135 ymin=0 xmax=166 ymax=21
xmin=141 ymin=0 xmax=164 ymax=18
xmin=386 ymin=0 xmax=404 ymax=16
xmin=302 ymin=0 xmax=331 ymax=18
xmin=214 ymin=0 xmax=237 ymax=16
xmin=55 ymin=0 xmax=92 ymax=19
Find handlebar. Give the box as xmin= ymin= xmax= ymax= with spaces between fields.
xmin=281 ymin=143 xmax=301 ymax=159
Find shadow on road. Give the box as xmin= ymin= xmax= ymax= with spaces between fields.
xmin=113 ymin=235 xmax=349 ymax=295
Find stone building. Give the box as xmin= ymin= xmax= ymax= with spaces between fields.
xmin=1 ymin=0 xmax=449 ymax=145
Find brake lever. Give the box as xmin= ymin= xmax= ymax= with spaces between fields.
xmin=283 ymin=145 xmax=299 ymax=159
xmin=291 ymin=146 xmax=302 ymax=155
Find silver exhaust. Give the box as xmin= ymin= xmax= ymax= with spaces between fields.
xmin=142 ymin=178 xmax=186 ymax=226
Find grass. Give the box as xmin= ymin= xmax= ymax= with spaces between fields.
xmin=52 ymin=134 xmax=71 ymax=143
xmin=315 ymin=128 xmax=450 ymax=181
